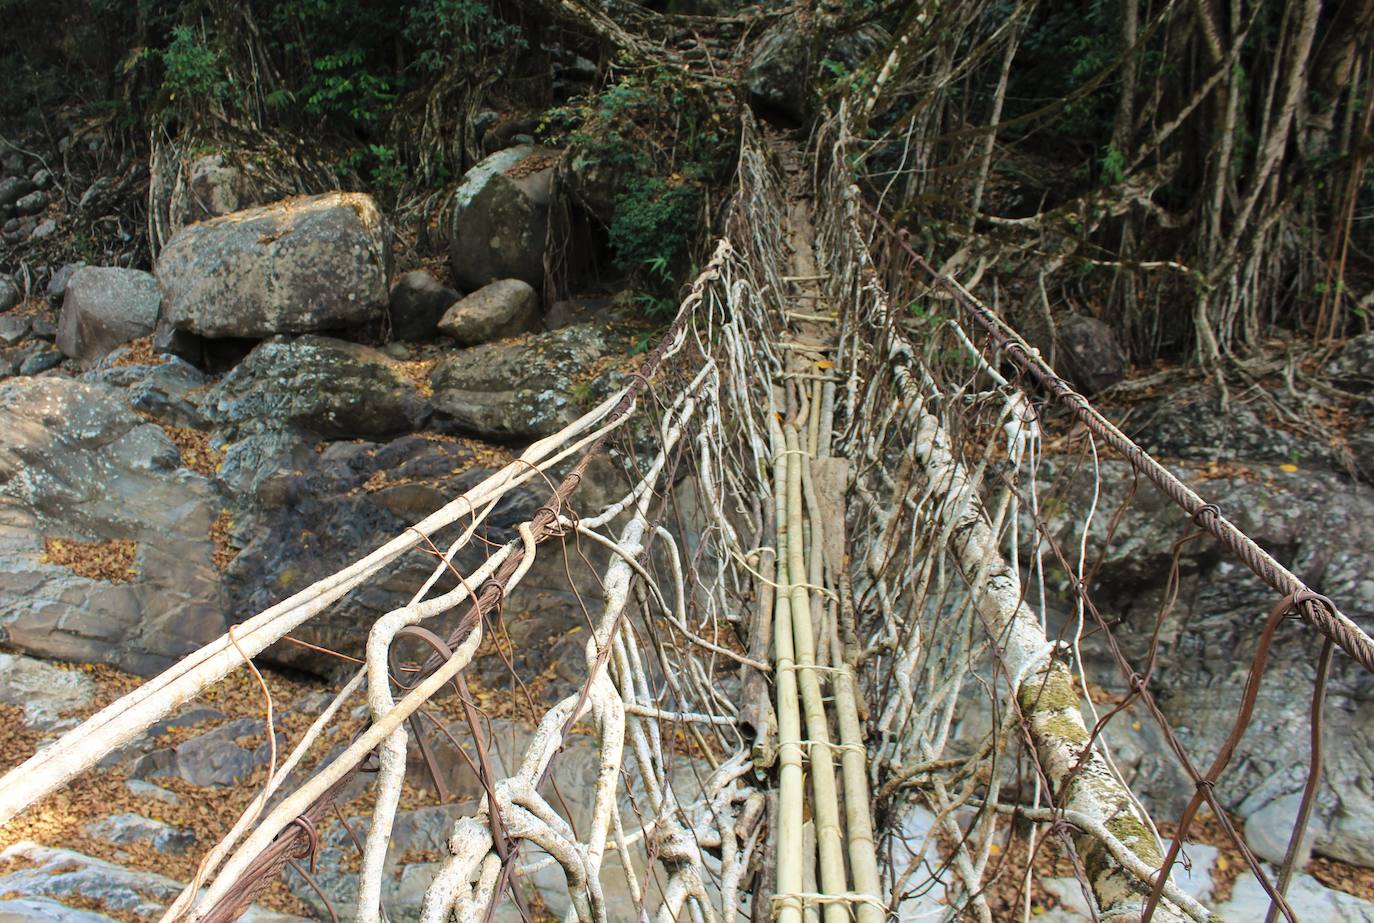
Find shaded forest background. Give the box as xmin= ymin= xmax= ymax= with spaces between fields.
xmin=1 ymin=0 xmax=1371 ymax=373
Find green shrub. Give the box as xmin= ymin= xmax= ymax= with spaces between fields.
xmin=404 ymin=0 xmax=523 ymax=74
xmin=608 ymin=175 xmax=703 ymax=289
xmin=160 ymin=25 xmax=229 ymax=116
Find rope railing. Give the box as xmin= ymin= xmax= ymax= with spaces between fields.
xmin=819 ymin=73 xmax=1369 ymax=920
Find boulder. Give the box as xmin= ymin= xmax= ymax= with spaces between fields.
xmin=84 ymin=813 xmax=196 ymax=855
xmin=430 ymin=323 xmax=626 ymax=441
xmin=1244 ymin=791 xmax=1323 ymax=866
xmin=566 ymin=150 xmax=620 ymax=223
xmin=1057 ymin=314 xmax=1126 ymax=394
xmin=437 ymin=278 xmax=539 ymax=346
xmin=157 ymin=192 xmax=392 ymax=338
xmin=746 ymin=23 xmax=809 ymax=120
xmin=13 ymin=189 xmax=47 ymax=215
xmin=205 ymin=335 xmax=428 ymax=440
xmin=0 ymin=842 xmax=307 ymax=922
xmin=186 ymin=152 xmax=252 ymax=221
xmin=388 ymin=270 xmax=459 ymax=341
xmin=18 ymin=347 xmax=63 ymax=375
xmin=1215 ymin=869 xmax=1374 ymax=922
xmin=0 ymin=176 xmax=31 ymax=207
xmin=136 ymin=717 xmax=279 ymax=787
xmin=0 ymin=314 xmax=30 ymax=345
xmin=57 ymin=267 xmax=162 ymax=364
xmin=0 ymin=377 xmax=226 ymax=675
xmin=448 ymin=145 xmax=558 ymax=291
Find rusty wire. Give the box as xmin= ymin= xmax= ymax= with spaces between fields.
xmin=865 ymin=200 xmax=1374 ymax=675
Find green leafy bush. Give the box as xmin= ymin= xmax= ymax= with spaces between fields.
xmin=404 ymin=0 xmax=523 ymax=74
xmin=160 ymin=25 xmax=229 ymax=116
xmin=608 ymin=175 xmax=702 ymax=279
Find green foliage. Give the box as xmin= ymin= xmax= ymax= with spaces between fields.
xmin=1014 ymin=1 xmax=1123 ymax=140
xmin=543 ymin=67 xmax=733 ymax=304
xmin=340 ymin=143 xmax=408 ymax=191
xmin=160 ymin=25 xmax=229 ymax=115
xmin=404 ymin=0 xmax=523 ymax=74
xmin=608 ymin=174 xmax=703 ymax=285
xmin=1099 ymin=144 xmax=1125 ymax=184
xmin=305 ymin=48 xmax=394 ymax=128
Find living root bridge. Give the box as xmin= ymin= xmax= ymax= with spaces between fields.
xmin=3 ymin=101 xmax=1370 ymax=923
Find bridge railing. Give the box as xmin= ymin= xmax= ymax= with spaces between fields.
xmin=818 ymin=93 xmax=1374 ymax=922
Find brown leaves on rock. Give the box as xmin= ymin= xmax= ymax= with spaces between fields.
xmin=109 ymin=336 xmax=167 ymax=369
xmin=506 ymin=151 xmax=560 ymax=179
xmin=396 ymin=357 xmax=438 ymax=397
xmin=0 ymin=663 xmax=327 ymax=918
xmin=210 ymin=510 xmax=237 ymax=571
xmin=40 ymin=537 xmax=138 ymax=582
xmin=161 ymin=425 xmax=222 ymax=477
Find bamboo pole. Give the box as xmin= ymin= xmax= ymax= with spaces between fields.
xmin=773 ymin=419 xmax=806 ymax=923
xmin=785 ymin=424 xmax=849 ymax=923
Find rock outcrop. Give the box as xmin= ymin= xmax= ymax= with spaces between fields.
xmin=0 ymin=377 xmax=226 ymax=675
xmin=429 ymin=323 xmax=625 ymax=440
xmin=1037 ymin=457 xmax=1374 ymax=868
xmin=205 ymin=335 xmax=428 ymax=440
xmin=157 ymin=192 xmax=391 ymax=338
xmin=0 ymin=843 xmax=305 ymax=922
xmin=222 ymin=435 xmax=541 ymax=674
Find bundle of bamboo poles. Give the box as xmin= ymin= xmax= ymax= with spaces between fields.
xmin=769 ymin=362 xmax=884 ymax=923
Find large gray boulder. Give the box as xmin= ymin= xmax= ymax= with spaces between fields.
xmin=430 ymin=323 xmax=625 ymax=441
xmin=437 ymin=278 xmax=539 ymax=346
xmin=205 ymin=335 xmax=428 ymax=440
xmin=186 ymin=152 xmax=253 ymax=221
xmin=0 ymin=842 xmax=306 ymax=922
xmin=134 ymin=717 xmax=279 ymax=787
xmin=1057 ymin=314 xmax=1126 ymax=394
xmin=57 ymin=267 xmax=161 ymax=364
xmin=448 ymin=146 xmax=558 ymax=291
xmin=746 ymin=24 xmax=809 ymax=120
xmin=157 ymin=192 xmax=391 ymax=338
xmin=0 ymin=377 xmax=226 ymax=675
